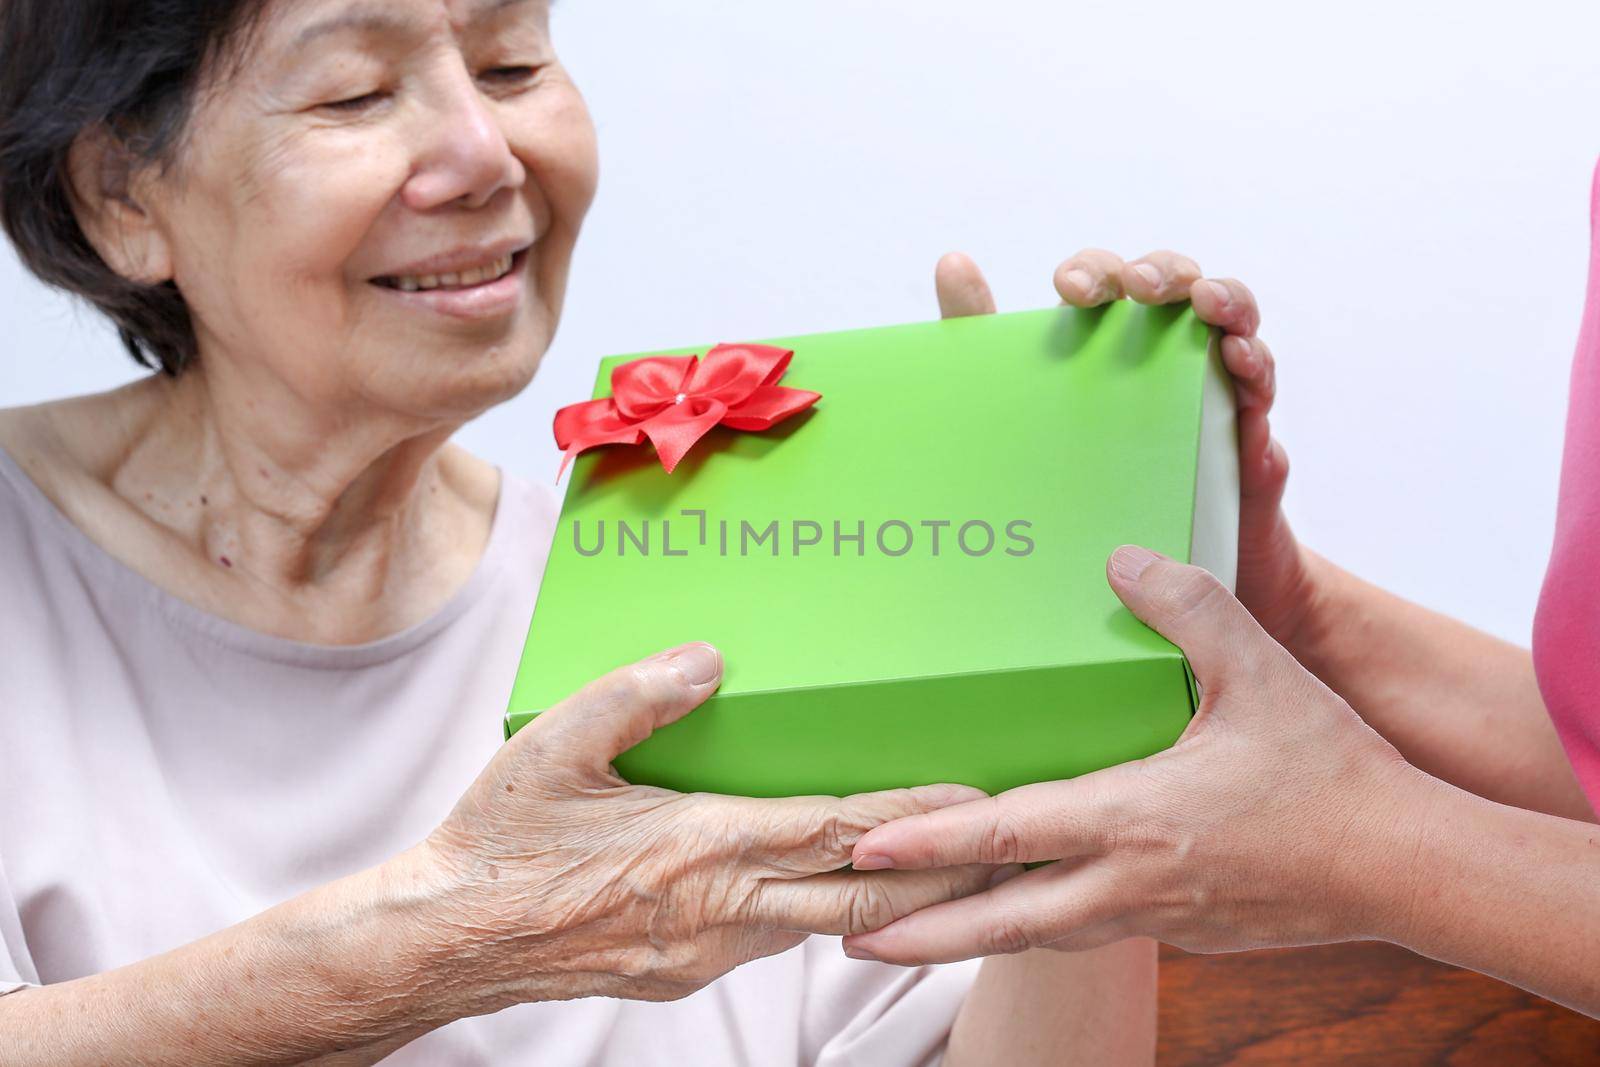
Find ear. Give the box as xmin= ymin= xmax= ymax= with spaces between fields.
xmin=64 ymin=123 xmax=174 ymax=285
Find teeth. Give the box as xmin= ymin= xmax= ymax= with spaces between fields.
xmin=381 ymin=253 xmax=515 ymax=292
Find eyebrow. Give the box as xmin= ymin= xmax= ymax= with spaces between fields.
xmin=291 ymin=0 xmax=537 ymax=49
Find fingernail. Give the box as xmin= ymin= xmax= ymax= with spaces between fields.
xmin=852 ymin=852 xmax=895 ymax=871
xmin=988 ymin=863 xmax=1025 ymax=889
xmin=665 ymin=642 xmax=721 ymax=686
xmin=843 ymin=944 xmax=881 ymax=962
xmin=1065 ymin=268 xmax=1095 ymax=296
xmin=1110 ymin=544 xmax=1160 ymax=582
xmin=1132 ymin=263 xmax=1162 ymax=290
xmin=1202 ymin=279 xmax=1230 ymax=305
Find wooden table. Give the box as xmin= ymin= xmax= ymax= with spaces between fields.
xmin=1157 ymin=943 xmax=1600 ymax=1065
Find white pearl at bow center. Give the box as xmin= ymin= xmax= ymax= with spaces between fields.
xmin=674 ymin=392 xmax=687 ymax=404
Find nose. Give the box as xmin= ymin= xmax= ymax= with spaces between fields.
xmin=402 ymin=63 xmax=526 ymax=212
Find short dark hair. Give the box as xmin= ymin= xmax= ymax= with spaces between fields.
xmin=0 ymin=0 xmax=269 ymax=376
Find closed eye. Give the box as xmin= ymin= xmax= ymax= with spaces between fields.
xmin=481 ymin=65 xmax=540 ymax=84
xmin=316 ymin=66 xmax=540 ymax=113
xmin=321 ymin=90 xmax=388 ymax=112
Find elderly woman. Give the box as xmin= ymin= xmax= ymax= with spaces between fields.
xmin=0 ymin=1 xmax=1187 ymax=1063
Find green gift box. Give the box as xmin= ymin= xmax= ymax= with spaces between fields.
xmin=505 ymin=303 xmax=1238 ymax=797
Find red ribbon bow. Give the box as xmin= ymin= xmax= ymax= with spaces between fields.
xmin=553 ymin=343 xmax=821 ymax=479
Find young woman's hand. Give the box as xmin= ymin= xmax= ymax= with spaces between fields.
xmin=836 ymin=547 xmax=1434 ymax=964
xmin=934 ymin=250 xmax=1317 ymax=651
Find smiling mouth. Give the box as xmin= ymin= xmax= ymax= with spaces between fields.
xmin=371 ymin=251 xmax=520 ymax=292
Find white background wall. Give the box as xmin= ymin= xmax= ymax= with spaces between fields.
xmin=4 ymin=0 xmax=1598 ymax=645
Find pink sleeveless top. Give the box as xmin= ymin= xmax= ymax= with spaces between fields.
xmin=1532 ymin=156 xmax=1600 ymax=817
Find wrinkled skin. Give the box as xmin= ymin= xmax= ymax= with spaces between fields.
xmin=418 ymin=643 xmax=995 ymax=1005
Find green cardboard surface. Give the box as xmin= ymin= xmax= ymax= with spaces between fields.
xmin=505 ymin=302 xmax=1236 ymax=797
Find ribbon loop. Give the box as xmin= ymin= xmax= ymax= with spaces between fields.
xmin=554 ymin=343 xmax=820 ymax=478
xmin=611 ymin=355 xmax=697 ymax=420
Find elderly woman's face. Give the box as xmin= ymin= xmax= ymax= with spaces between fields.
xmin=141 ymin=0 xmax=597 ymax=421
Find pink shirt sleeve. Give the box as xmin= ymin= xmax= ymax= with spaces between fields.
xmin=1531 ymin=154 xmax=1600 ymax=818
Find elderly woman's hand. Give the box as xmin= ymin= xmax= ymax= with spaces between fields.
xmin=934 ymin=249 xmax=1313 ymax=652
xmin=836 ymin=548 xmax=1433 ymax=964
xmin=415 ymin=642 xmax=994 ymax=1007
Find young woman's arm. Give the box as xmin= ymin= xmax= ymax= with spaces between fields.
xmin=1284 ymin=550 xmax=1592 ymax=822
xmin=1374 ymin=776 xmax=1600 ymax=1014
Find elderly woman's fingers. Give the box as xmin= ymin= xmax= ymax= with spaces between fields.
xmin=1120 ymin=250 xmax=1203 ymax=305
xmin=519 ymin=642 xmax=723 ymax=777
xmin=936 ymin=252 xmax=998 ymax=319
xmin=620 ymin=926 xmax=808 ymax=1002
xmin=841 ymin=858 xmax=1125 ymax=964
xmin=749 ymin=783 xmax=991 ymax=874
xmin=1052 ymin=249 xmax=1127 ymax=307
xmin=690 ymin=925 xmax=808 ymax=973
xmin=744 ymin=864 xmax=996 ymax=936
